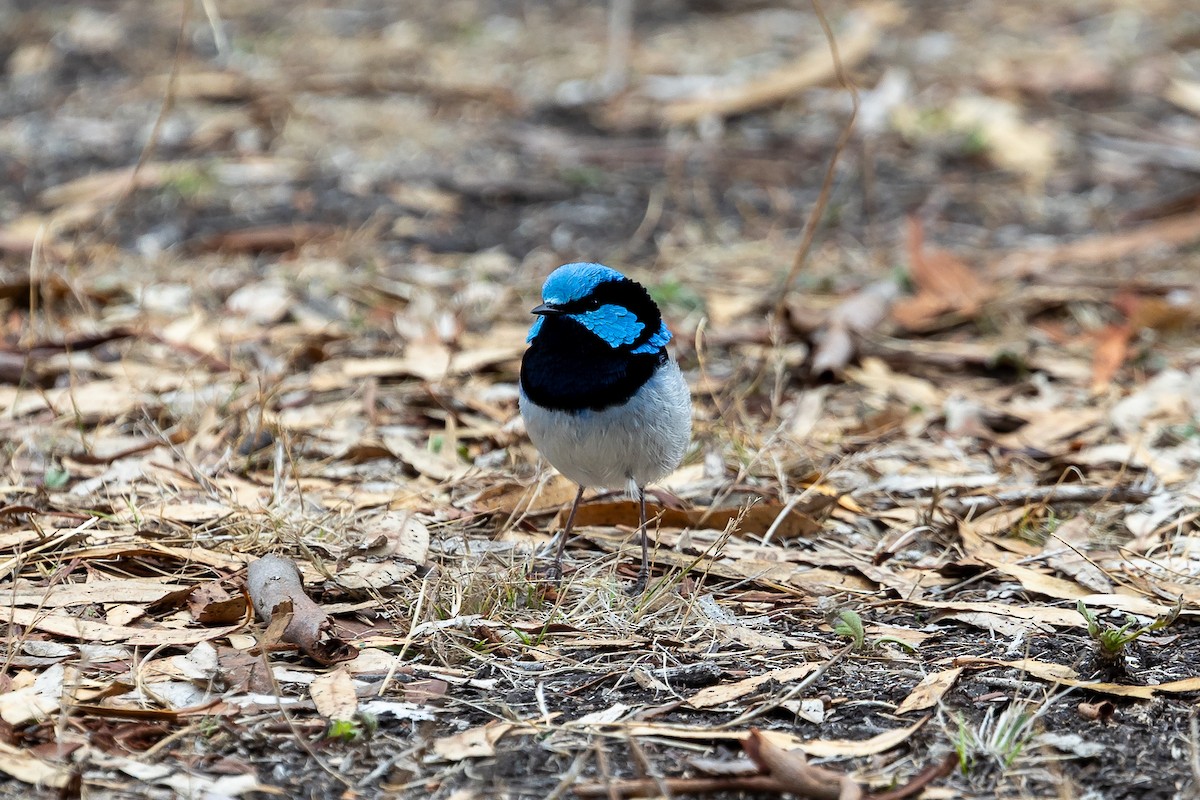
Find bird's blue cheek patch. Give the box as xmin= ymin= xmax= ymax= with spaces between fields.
xmin=631 ymin=321 xmax=672 ymax=354
xmin=573 ymin=304 xmax=644 ymax=348
xmin=526 ymin=316 xmax=545 ymax=343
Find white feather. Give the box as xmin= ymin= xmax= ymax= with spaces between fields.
xmin=519 ymin=358 xmax=691 ymax=492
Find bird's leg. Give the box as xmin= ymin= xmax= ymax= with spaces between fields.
xmin=549 ymin=485 xmax=585 ymax=582
xmin=629 ymin=486 xmax=650 ymax=594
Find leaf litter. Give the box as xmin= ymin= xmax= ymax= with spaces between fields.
xmin=2 ymin=1 xmax=1200 ymax=798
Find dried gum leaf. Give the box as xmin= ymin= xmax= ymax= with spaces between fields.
xmin=311 ymin=667 xmax=359 ymax=721
xmin=688 ymin=664 xmax=819 ymax=709
xmin=894 ymin=668 xmax=962 ymax=715
xmin=958 ymin=657 xmax=1200 ymax=699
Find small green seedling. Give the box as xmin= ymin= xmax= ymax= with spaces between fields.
xmin=43 ymin=466 xmax=70 ymax=490
xmin=834 ymin=609 xmax=866 ymax=650
xmin=832 ymin=609 xmax=917 ymax=653
xmin=1077 ymin=596 xmax=1182 ymax=661
xmin=326 ymin=719 xmax=361 ymax=742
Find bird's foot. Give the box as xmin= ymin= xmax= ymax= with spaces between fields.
xmin=625 ymin=571 xmax=649 ymax=596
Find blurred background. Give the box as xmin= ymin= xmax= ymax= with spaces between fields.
xmin=4 ymin=0 xmax=1199 ymax=284
xmin=4 ymin=3 xmax=1200 ymax=798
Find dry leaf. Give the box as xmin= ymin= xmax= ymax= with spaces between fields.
xmin=188 ymin=582 xmax=249 ymax=625
xmin=893 ymin=218 xmax=991 ymax=330
xmin=431 ymin=721 xmax=525 ymax=762
xmin=0 ymin=606 xmax=247 ymax=646
xmin=894 ymin=668 xmax=962 ymax=715
xmin=688 ymin=664 xmax=819 ymax=709
xmin=743 ymin=729 xmax=862 ymax=800
xmin=958 ymin=657 xmax=1200 ymax=699
xmin=1090 ymin=323 xmax=1131 ymax=392
xmin=773 ymin=716 xmax=930 ymax=758
xmin=311 ymin=667 xmax=359 ymax=721
xmin=565 ymin=499 xmax=824 ymax=539
xmin=0 ymin=741 xmax=72 ymax=789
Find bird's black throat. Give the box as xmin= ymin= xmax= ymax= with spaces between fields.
xmin=520 ymin=316 xmax=667 ymax=413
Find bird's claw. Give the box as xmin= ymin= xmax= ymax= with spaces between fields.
xmin=626 ymin=572 xmax=648 ymax=595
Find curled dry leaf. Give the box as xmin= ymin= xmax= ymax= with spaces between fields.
xmin=893 ymin=217 xmax=992 ymax=331
xmin=810 ymin=281 xmax=899 ymax=379
xmin=1078 ymin=700 xmax=1115 ymax=722
xmin=188 ymin=581 xmax=249 ymax=624
xmin=245 ymin=555 xmax=356 ymax=666
xmin=743 ymin=728 xmax=863 ymax=800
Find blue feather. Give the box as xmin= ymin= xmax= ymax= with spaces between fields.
xmin=630 ymin=321 xmax=672 ymax=353
xmin=575 ymin=304 xmax=645 ymax=348
xmin=541 ymin=262 xmax=624 ymax=305
xmin=526 ymin=315 xmax=544 ymax=343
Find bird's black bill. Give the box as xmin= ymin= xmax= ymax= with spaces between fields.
xmin=531 ymin=303 xmax=564 ymax=316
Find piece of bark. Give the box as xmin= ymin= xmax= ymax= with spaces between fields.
xmin=246 ymin=555 xmax=356 ymax=665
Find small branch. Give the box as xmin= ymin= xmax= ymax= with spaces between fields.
xmin=575 ymin=751 xmax=959 ymax=799
xmin=575 ymin=776 xmax=786 ymax=798
xmin=869 ymin=753 xmax=958 ymax=800
xmin=246 ymin=555 xmax=356 ymax=665
xmin=771 ymin=0 xmax=863 ymax=333
xmin=940 ymin=485 xmax=1153 ymax=518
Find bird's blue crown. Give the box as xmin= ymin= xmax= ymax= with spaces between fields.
xmin=526 ymin=262 xmax=672 ymax=354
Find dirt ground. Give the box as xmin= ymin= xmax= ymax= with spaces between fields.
xmin=2 ymin=0 xmax=1200 ymax=798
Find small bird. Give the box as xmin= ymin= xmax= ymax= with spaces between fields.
xmin=519 ymin=262 xmax=692 ymax=590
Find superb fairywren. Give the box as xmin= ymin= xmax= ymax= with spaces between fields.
xmin=519 ymin=262 xmax=692 ymax=589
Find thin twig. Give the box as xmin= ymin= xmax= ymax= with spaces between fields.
xmin=102 ymin=0 xmax=191 ymax=230
xmin=939 ymin=484 xmax=1153 ymax=518
xmin=715 ymin=642 xmax=854 ymax=730
xmin=771 ymin=0 xmax=861 ymax=333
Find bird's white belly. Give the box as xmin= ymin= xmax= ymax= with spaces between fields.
xmin=519 ymin=360 xmax=691 ymax=490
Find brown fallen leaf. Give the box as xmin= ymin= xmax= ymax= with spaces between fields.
xmin=431 ymin=721 xmax=525 ymax=762
xmin=798 ymin=717 xmax=930 ymax=758
xmin=688 ymin=664 xmax=819 ymax=709
xmin=0 ymin=606 xmax=247 ymax=647
xmin=894 ymin=668 xmax=962 ymax=715
xmin=957 ymin=657 xmax=1200 ymax=699
xmin=311 ymin=667 xmax=359 ymax=721
xmin=893 ymin=217 xmax=992 ymax=331
xmin=743 ymin=728 xmax=862 ymax=800
xmin=245 ymin=555 xmax=356 ymax=666
xmin=1090 ymin=323 xmax=1131 ymax=392
xmin=188 ymin=582 xmax=250 ymax=625
xmin=563 ymin=498 xmax=826 ymax=539
xmin=0 ymin=741 xmax=73 ymax=789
